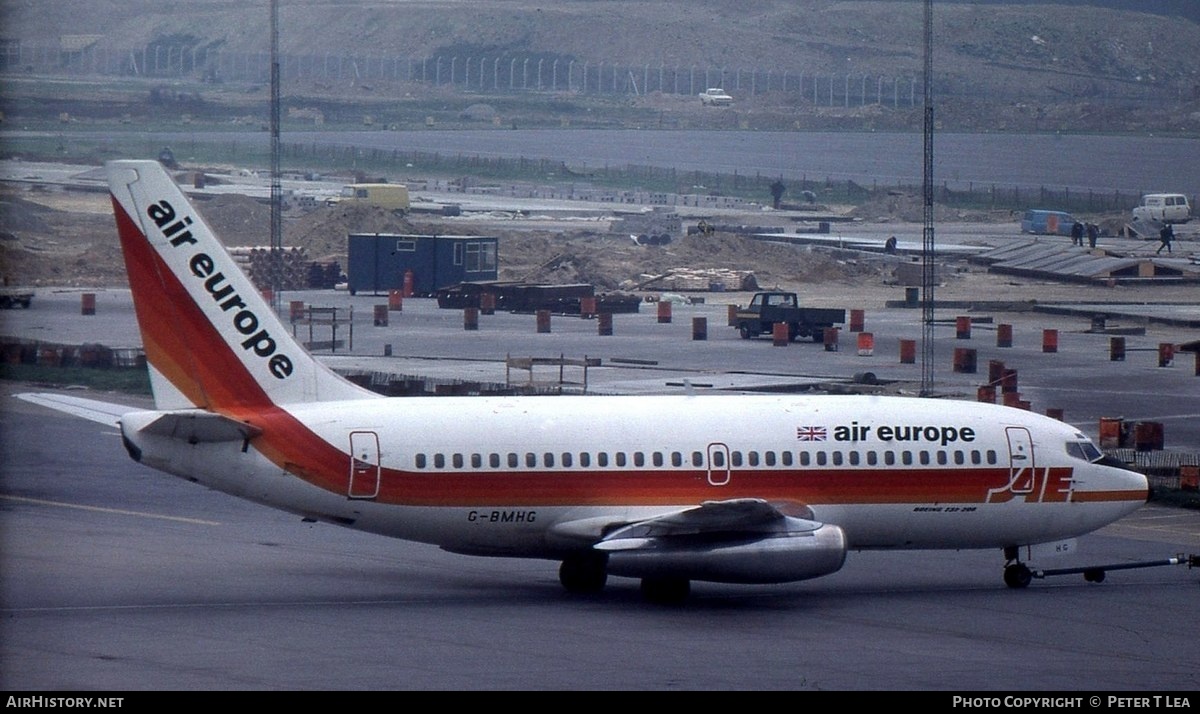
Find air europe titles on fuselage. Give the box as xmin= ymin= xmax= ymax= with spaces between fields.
xmin=828 ymin=421 xmax=976 ymax=447
xmin=146 ymin=199 xmax=294 ymax=379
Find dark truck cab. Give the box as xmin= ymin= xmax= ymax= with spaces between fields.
xmin=733 ymin=291 xmax=846 ymax=342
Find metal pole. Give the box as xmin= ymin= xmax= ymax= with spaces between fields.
xmin=269 ymin=0 xmax=282 ymax=312
xmin=921 ymin=0 xmax=936 ymax=396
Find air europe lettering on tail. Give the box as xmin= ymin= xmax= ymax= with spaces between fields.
xmin=805 ymin=421 xmax=977 ymax=447
xmin=146 ymin=199 xmax=294 ymax=379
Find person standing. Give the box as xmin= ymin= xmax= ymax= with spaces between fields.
xmin=1071 ymin=220 xmax=1084 ymax=246
xmin=1087 ymin=222 xmax=1099 ymax=249
xmin=1156 ymin=224 xmax=1174 ymax=254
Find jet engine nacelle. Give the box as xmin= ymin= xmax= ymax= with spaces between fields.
xmin=601 ymin=523 xmax=847 ymax=584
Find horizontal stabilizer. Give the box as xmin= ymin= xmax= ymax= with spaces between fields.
xmin=14 ymin=392 xmax=134 ymax=427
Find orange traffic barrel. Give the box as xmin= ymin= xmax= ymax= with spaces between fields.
xmin=1110 ymin=336 xmax=1125 ymax=361
xmin=823 ymin=327 xmax=839 ymax=352
xmin=1046 ymin=408 xmax=1064 ymax=421
xmin=657 ymin=300 xmax=672 ymax=324
xmin=727 ymin=304 xmax=738 ymax=327
xmin=480 ymin=292 xmax=496 ymax=315
xmin=598 ymin=312 xmax=613 ymax=336
xmin=81 ymin=292 xmax=96 ymax=315
xmin=898 ymin=339 xmax=916 ymax=364
xmin=693 ymin=317 xmax=708 ymax=341
xmin=373 ymin=304 xmax=388 ymax=327
xmin=856 ymin=332 xmax=874 ymax=356
xmin=1180 ymin=465 xmax=1199 ymax=491
xmin=1158 ymin=343 xmax=1174 ymax=367
xmin=956 ymin=316 xmax=971 ymax=339
xmin=952 ymin=347 xmax=977 ymax=373
xmin=996 ymin=323 xmax=1012 ymax=348
xmin=976 ymin=385 xmax=996 ymax=403
xmin=1002 ymin=391 xmax=1023 ymax=408
xmin=1001 ymin=368 xmax=1019 ymax=393
xmin=1098 ymin=417 xmax=1124 ymax=448
xmin=464 ymin=307 xmax=479 ymax=331
xmin=388 ymin=290 xmax=403 ymax=311
xmin=1042 ymin=329 xmax=1058 ymax=353
xmin=772 ymin=322 xmax=789 ymax=346
xmin=290 ymin=300 xmax=305 ymax=322
xmin=580 ymin=296 xmax=597 ymax=318
xmin=402 ymin=269 xmax=415 ymax=297
xmin=988 ymin=359 xmax=1005 ymax=386
xmin=536 ymin=309 xmax=551 ymax=333
xmin=849 ymin=309 xmax=864 ymax=332
xmin=1133 ymin=421 xmax=1164 ymax=452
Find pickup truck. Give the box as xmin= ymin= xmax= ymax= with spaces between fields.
xmin=732 ymin=291 xmax=846 ymax=342
xmin=699 ymin=88 xmax=733 ymax=106
xmin=0 ymin=288 xmax=34 ymax=309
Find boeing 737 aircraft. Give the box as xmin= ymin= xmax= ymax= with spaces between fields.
xmin=17 ymin=160 xmax=1150 ymax=603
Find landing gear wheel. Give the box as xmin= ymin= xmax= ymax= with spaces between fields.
xmin=640 ymin=576 xmax=691 ymax=604
xmin=1083 ymin=568 xmax=1106 ymax=583
xmin=559 ymin=553 xmax=608 ymax=594
xmin=1004 ymin=563 xmax=1032 ymax=589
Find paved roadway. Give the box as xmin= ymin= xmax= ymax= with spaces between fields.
xmin=3 ymin=288 xmax=1200 ymax=691
xmin=1 ymin=390 xmax=1198 ymax=691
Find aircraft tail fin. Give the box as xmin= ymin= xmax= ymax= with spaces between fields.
xmin=107 ymin=160 xmax=377 ymax=411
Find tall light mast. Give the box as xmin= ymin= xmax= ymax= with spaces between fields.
xmin=920 ymin=0 xmax=936 ymax=396
xmin=269 ymin=0 xmax=283 ymax=310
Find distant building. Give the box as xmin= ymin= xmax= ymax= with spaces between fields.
xmin=346 ymin=233 xmax=498 ymax=296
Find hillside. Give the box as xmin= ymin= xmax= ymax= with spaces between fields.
xmin=2 ymin=1 xmax=1198 ymax=134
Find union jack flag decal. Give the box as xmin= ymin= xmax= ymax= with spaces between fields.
xmin=796 ymin=426 xmax=827 ymax=441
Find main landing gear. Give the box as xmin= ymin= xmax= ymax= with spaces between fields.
xmin=1003 ymin=546 xmax=1199 ymax=589
xmin=558 ymin=553 xmax=692 ymax=604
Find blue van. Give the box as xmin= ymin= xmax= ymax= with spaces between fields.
xmin=1021 ymin=210 xmax=1076 ymax=236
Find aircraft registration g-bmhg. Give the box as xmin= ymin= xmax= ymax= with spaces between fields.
xmin=18 ymin=160 xmax=1150 ymax=603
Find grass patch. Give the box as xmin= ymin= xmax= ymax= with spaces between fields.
xmin=0 ymin=363 xmax=152 ymax=396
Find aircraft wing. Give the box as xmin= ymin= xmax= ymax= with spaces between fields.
xmin=594 ymin=498 xmax=822 ymax=551
xmin=579 ymin=498 xmax=847 ymax=584
xmin=14 ymin=392 xmax=134 ymax=428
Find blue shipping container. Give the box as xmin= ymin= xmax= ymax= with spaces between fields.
xmin=347 ymin=233 xmax=498 ymax=295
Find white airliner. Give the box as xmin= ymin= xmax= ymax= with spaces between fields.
xmin=17 ymin=160 xmax=1150 ymax=603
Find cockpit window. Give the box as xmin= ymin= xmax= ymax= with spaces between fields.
xmin=1066 ymin=441 xmax=1103 ymax=462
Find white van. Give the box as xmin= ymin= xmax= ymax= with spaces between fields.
xmin=1132 ymin=193 xmax=1191 ymax=225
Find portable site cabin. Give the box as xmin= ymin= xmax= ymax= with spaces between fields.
xmin=346 ymin=233 xmax=498 ymax=296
